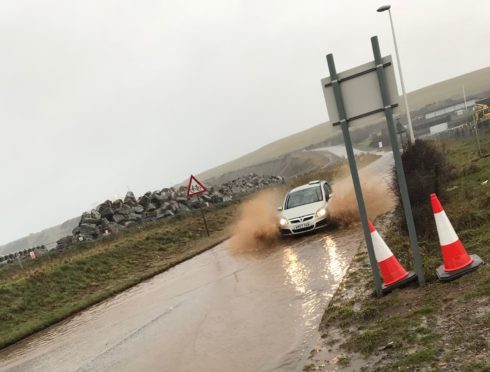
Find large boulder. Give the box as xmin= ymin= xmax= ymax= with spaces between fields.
xmin=187 ymin=199 xmax=202 ymax=209
xmin=113 ymin=214 xmax=126 ymax=224
xmin=150 ymin=192 xmax=166 ymax=207
xmin=156 ymin=209 xmax=174 ymax=219
xmin=138 ymin=195 xmax=151 ymax=208
xmin=143 ymin=210 xmax=157 ymax=220
xmin=78 ymin=224 xmax=99 ymax=236
xmin=80 ymin=212 xmax=99 ymax=226
xmin=56 ymin=236 xmax=74 ymax=250
xmin=96 ymin=200 xmax=112 ymax=212
xmin=112 ymin=199 xmax=123 ymax=210
xmin=169 ymin=201 xmax=180 ymax=213
xmin=160 ymin=202 xmax=171 ymax=211
xmin=91 ymin=209 xmax=101 ymax=220
xmin=107 ymin=223 xmax=121 ymax=234
xmin=127 ymin=213 xmax=142 ymax=222
xmin=114 ymin=203 xmax=132 ymax=216
xmin=178 ymin=203 xmax=190 ymax=212
xmin=201 ymin=194 xmax=212 ymax=202
xmin=176 ymin=196 xmax=188 ymax=204
xmin=124 ymin=191 xmax=138 ymax=206
xmin=211 ymin=193 xmax=224 ymax=203
xmin=72 ymin=223 xmax=99 ymax=242
xmin=98 ymin=202 xmax=114 ymax=219
xmin=133 ymin=205 xmax=144 ymax=214
xmin=99 ymin=217 xmax=111 ymax=229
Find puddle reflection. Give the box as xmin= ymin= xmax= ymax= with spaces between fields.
xmin=322 ymin=235 xmax=343 ymax=282
xmin=282 ymin=248 xmax=309 ymax=294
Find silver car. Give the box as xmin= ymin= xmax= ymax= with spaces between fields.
xmin=278 ymin=180 xmax=333 ymax=235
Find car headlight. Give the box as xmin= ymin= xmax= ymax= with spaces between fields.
xmin=316 ymin=207 xmax=327 ymax=218
xmin=279 ymin=217 xmax=288 ymax=226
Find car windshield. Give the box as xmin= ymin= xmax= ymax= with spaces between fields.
xmin=285 ymin=186 xmax=323 ymax=209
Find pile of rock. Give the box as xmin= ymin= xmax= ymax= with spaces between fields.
xmin=0 ymin=246 xmax=46 ymax=265
xmin=56 ymin=173 xmax=283 ymax=249
xmin=217 ymin=174 xmax=284 ymax=197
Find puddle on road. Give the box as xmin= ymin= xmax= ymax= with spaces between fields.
xmin=0 ymin=226 xmax=364 ymax=372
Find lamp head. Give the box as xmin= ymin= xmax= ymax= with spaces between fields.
xmin=377 ymin=5 xmax=391 ymax=12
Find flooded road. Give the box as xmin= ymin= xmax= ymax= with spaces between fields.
xmin=0 ymin=227 xmax=363 ymax=372
xmin=0 ymin=152 xmax=394 ymax=372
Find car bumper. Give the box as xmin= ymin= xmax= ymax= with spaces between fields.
xmin=279 ymin=216 xmax=329 ymax=236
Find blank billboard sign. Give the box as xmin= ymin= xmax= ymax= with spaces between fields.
xmin=321 ymin=55 xmax=399 ymax=127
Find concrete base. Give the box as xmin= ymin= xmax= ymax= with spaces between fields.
xmin=436 ymin=254 xmax=484 ymax=282
xmin=382 ymin=271 xmax=418 ymax=294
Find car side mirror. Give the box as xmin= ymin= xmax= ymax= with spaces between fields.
xmin=277 ymin=206 xmax=283 ymax=211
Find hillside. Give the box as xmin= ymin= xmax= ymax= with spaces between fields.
xmin=206 ymin=149 xmax=340 ymax=185
xmin=197 ymin=122 xmax=334 ymax=182
xmin=198 ymin=66 xmax=490 ymax=182
xmin=0 ymin=217 xmax=80 ymax=256
xmin=406 ymin=66 xmax=490 ymax=111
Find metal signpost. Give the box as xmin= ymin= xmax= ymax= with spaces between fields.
xmin=321 ymin=36 xmax=425 ymax=295
xmin=187 ymin=175 xmax=210 ymax=237
xmin=322 ymin=55 xmax=385 ymax=296
xmin=371 ymin=36 xmax=425 ymax=286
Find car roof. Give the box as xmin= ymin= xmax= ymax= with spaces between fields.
xmin=289 ymin=180 xmax=326 ymax=193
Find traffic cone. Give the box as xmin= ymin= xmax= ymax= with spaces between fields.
xmin=369 ymin=220 xmax=417 ymax=292
xmin=430 ymin=193 xmax=484 ymax=281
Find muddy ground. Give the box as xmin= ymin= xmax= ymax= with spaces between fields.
xmin=305 ymin=212 xmax=489 ymax=372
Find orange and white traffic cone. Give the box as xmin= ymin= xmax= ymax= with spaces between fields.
xmin=431 ymin=193 xmax=483 ymax=281
xmin=369 ymin=220 xmax=417 ymax=292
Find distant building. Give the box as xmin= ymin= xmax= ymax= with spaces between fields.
xmin=424 ymin=100 xmax=476 ymax=120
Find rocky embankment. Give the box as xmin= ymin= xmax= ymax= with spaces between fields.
xmin=56 ymin=174 xmax=283 ymax=249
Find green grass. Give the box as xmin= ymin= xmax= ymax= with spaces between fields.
xmin=319 ymin=131 xmax=490 ymax=370
xmin=400 ymin=348 xmax=436 ymax=367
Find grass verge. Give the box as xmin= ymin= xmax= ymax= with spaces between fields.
xmin=313 ymin=133 xmax=490 ymax=371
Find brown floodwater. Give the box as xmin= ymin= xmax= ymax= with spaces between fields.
xmin=0 ymin=228 xmax=363 ymax=372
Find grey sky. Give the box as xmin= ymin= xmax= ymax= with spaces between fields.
xmin=1 ymin=0 xmax=489 ymax=245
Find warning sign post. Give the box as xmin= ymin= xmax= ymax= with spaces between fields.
xmin=187 ymin=175 xmax=210 ymax=237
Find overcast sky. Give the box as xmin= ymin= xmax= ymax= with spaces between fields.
xmin=0 ymin=0 xmax=489 ymax=245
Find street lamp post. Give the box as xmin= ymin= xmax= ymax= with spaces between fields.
xmin=377 ymin=5 xmax=415 ymax=144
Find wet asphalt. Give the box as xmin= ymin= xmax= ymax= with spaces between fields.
xmin=0 ymin=227 xmax=363 ymax=372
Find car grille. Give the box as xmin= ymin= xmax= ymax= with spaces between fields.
xmin=289 ymin=214 xmax=315 ymax=224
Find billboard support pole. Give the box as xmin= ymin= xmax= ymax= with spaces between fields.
xmin=326 ymin=54 xmax=383 ymax=297
xmin=371 ymin=36 xmax=425 ymax=286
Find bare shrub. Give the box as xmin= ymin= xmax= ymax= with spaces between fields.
xmin=391 ymin=139 xmax=454 ymax=240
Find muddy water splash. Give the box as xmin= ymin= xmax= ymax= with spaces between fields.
xmin=228 ymin=191 xmax=280 ymax=255
xmin=328 ymin=171 xmax=394 ymax=225
xmin=228 ymin=166 xmax=394 ymax=254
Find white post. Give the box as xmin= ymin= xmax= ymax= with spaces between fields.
xmin=388 ymin=9 xmax=415 ymax=144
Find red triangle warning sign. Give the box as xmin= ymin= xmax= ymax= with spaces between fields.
xmin=187 ymin=175 xmax=207 ymax=197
